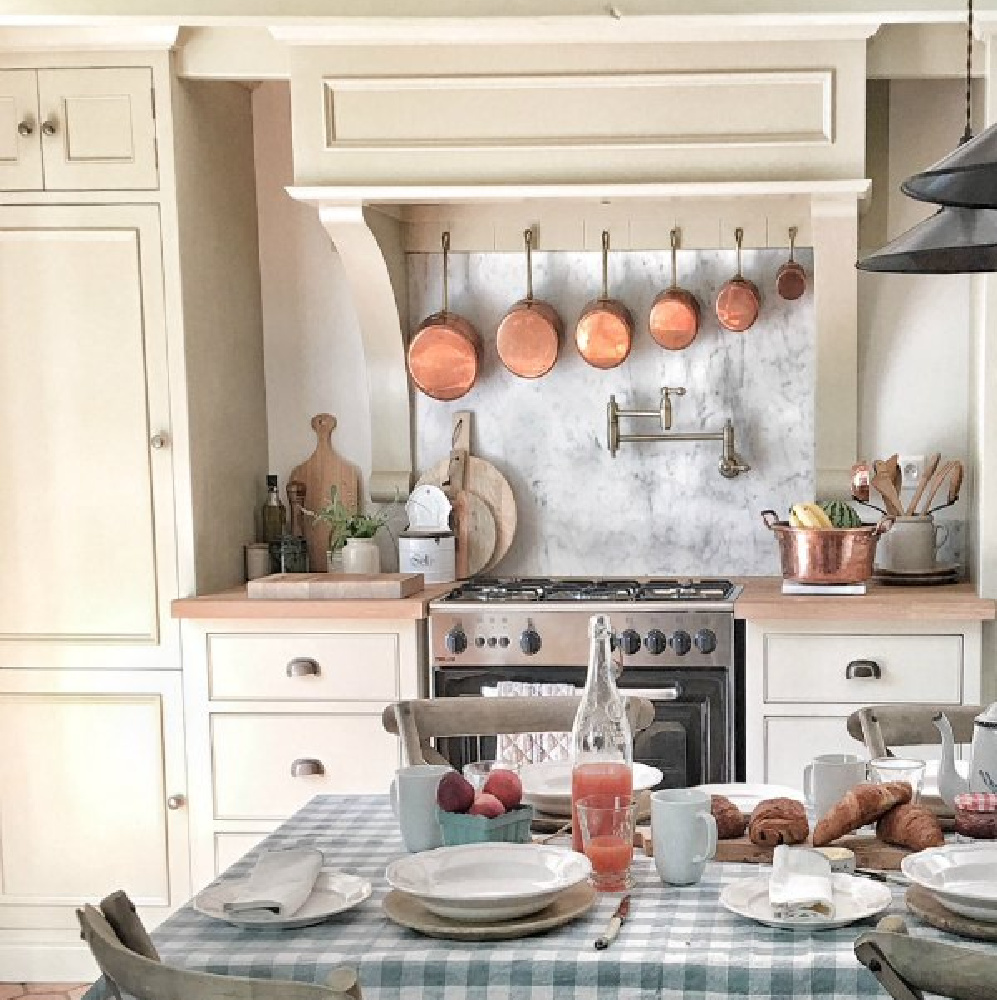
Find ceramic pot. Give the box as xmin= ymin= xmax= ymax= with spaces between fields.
xmin=342 ymin=537 xmax=380 ymax=575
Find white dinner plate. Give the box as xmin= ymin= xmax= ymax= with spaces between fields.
xmin=194 ymin=869 xmax=372 ymax=929
xmin=385 ymin=842 xmax=592 ymax=922
xmin=902 ymin=843 xmax=997 ymax=922
xmin=695 ymin=783 xmax=804 ymax=815
xmin=518 ymin=761 xmax=663 ymax=818
xmin=720 ymin=874 xmax=892 ymax=930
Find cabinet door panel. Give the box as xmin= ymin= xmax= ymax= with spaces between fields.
xmin=37 ymin=67 xmax=157 ymax=190
xmin=0 ymin=206 xmax=174 ymax=641
xmin=0 ymin=70 xmax=41 ymax=190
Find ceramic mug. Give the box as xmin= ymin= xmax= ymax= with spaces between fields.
xmin=651 ymin=788 xmax=718 ymax=886
xmin=803 ymin=753 xmax=868 ymax=822
xmin=389 ymin=764 xmax=450 ymax=852
xmin=875 ymin=514 xmax=949 ymax=574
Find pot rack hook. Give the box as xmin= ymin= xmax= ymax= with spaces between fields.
xmin=524 ymin=227 xmax=534 ymax=302
xmin=441 ymin=230 xmax=451 ymax=314
xmin=670 ymin=228 xmax=680 ymax=251
xmin=789 ymin=226 xmax=798 ymax=259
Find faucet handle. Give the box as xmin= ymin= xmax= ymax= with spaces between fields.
xmin=659 ymin=386 xmax=686 ymax=430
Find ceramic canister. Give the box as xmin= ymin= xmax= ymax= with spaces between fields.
xmin=398 ymin=530 xmax=456 ymax=584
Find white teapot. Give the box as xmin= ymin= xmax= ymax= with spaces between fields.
xmin=934 ymin=702 xmax=997 ymax=807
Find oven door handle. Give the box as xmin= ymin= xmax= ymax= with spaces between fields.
xmin=620 ymin=685 xmax=681 ymax=701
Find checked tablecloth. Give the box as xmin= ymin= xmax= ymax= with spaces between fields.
xmin=121 ymin=795 xmax=964 ymax=1000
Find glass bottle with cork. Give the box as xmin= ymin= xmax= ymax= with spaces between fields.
xmin=570 ymin=614 xmax=633 ymax=853
xmin=257 ymin=474 xmax=286 ymax=544
xmin=269 ymin=480 xmax=309 ymax=574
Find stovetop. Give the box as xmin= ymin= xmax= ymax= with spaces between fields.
xmin=436 ymin=577 xmax=739 ymax=605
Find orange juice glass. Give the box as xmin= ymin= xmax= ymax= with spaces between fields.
xmin=576 ymin=793 xmax=637 ymax=891
xmin=572 ymin=761 xmax=632 ymax=852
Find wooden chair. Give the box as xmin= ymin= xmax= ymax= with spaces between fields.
xmin=846 ymin=704 xmax=979 ymax=759
xmin=382 ymin=695 xmax=656 ymax=766
xmin=856 ymin=914 xmax=994 ymax=1000
xmin=78 ymin=890 xmax=361 ymax=1000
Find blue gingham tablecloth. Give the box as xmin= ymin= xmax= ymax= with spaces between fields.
xmin=108 ymin=795 xmax=983 ymax=1000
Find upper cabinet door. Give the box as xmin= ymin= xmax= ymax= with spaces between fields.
xmin=0 ymin=70 xmax=42 ymax=190
xmin=37 ymin=67 xmax=158 ymax=190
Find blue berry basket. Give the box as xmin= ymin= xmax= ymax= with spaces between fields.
xmin=436 ymin=804 xmax=535 ymax=846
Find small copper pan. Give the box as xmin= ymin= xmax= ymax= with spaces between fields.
xmin=408 ymin=231 xmax=482 ymax=401
xmin=575 ymin=230 xmax=634 ymax=369
xmin=649 ymin=228 xmax=701 ymax=351
xmin=716 ymin=227 xmax=761 ymax=333
xmin=496 ymin=228 xmax=563 ymax=379
xmin=776 ymin=226 xmax=807 ymax=301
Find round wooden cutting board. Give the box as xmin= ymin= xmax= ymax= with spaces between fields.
xmin=906 ymin=885 xmax=997 ymax=941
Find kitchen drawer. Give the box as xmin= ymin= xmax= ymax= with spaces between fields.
xmin=207 ymin=632 xmax=400 ymax=701
xmin=764 ymin=634 xmax=962 ymax=704
xmin=211 ymin=713 xmax=400 ymax=819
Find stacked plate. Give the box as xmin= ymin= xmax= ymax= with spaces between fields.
xmin=873 ymin=564 xmax=960 ymax=586
xmin=902 ymin=843 xmax=997 ymax=922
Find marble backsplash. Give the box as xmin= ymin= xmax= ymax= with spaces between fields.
xmin=408 ymin=248 xmax=816 ymax=577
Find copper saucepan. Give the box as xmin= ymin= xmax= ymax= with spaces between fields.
xmin=496 ymin=228 xmax=563 ymax=379
xmin=716 ymin=227 xmax=761 ymax=333
xmin=776 ymin=226 xmax=806 ymax=301
xmin=648 ymin=228 xmax=701 ymax=351
xmin=575 ymin=230 xmax=634 ymax=369
xmin=408 ymin=231 xmax=482 ymax=401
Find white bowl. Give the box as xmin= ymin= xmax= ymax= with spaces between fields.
xmin=385 ymin=842 xmax=592 ymax=922
xmin=519 ymin=760 xmax=663 ymax=818
xmin=902 ymin=843 xmax=997 ymax=922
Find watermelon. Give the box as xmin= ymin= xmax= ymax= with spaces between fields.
xmin=819 ymin=499 xmax=862 ymax=529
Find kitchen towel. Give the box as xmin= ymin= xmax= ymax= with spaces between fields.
xmin=483 ymin=681 xmax=578 ymax=764
xmin=222 ymin=847 xmax=324 ymax=917
xmin=768 ymin=845 xmax=835 ymax=921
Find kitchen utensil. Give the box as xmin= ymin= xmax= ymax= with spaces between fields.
xmin=775 ymin=226 xmax=807 ymax=301
xmin=648 ymin=228 xmax=700 ymax=350
xmin=761 ymin=510 xmax=895 ymax=585
xmin=902 ymin=843 xmax=997 ymax=922
xmin=925 ymin=459 xmax=964 ymax=515
xmin=906 ymin=884 xmax=997 ymax=942
xmin=871 ymin=464 xmax=905 ymax=517
xmin=907 ymin=451 xmax=941 ymax=515
xmin=851 ymin=461 xmax=889 ymax=513
xmin=878 ymin=453 xmax=902 ymax=497
xmin=518 ymin=760 xmax=663 ymax=818
xmin=650 ymin=788 xmax=717 ymax=886
xmin=288 ymin=413 xmax=360 ymax=573
xmin=716 ymin=227 xmax=761 ymax=332
xmin=247 ymin=572 xmax=424 ymax=599
xmin=408 ymin=231 xmax=482 ymax=401
xmin=496 ymin=228 xmax=563 ymax=378
xmin=443 ymin=411 xmax=496 ymax=578
xmin=594 ymin=893 xmax=630 ymax=949
xmin=574 ymin=230 xmax=634 ymax=369
xmin=918 ymin=459 xmax=956 ymax=513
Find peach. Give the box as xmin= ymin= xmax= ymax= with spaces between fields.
xmin=468 ymin=792 xmax=506 ymax=818
xmin=436 ymin=771 xmax=475 ymax=814
xmin=482 ymin=769 xmax=523 ymax=810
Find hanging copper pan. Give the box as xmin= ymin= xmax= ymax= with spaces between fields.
xmin=408 ymin=231 xmax=482 ymax=401
xmin=496 ymin=228 xmax=563 ymax=378
xmin=716 ymin=227 xmax=761 ymax=333
xmin=575 ymin=230 xmax=634 ymax=369
xmin=648 ymin=227 xmax=701 ymax=350
xmin=776 ymin=226 xmax=807 ymax=301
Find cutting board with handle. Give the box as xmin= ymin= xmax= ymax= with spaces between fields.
xmin=289 ymin=413 xmax=359 ymax=573
xmin=443 ymin=412 xmax=496 ymax=578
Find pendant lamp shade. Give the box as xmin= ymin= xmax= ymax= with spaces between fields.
xmin=901 ymin=127 xmax=997 ymax=209
xmin=856 ymin=206 xmax=997 ymax=273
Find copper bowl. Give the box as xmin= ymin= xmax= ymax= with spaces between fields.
xmin=761 ymin=510 xmax=894 ymax=584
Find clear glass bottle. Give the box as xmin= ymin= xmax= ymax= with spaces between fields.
xmin=570 ymin=614 xmax=633 ymax=852
xmin=270 ymin=480 xmax=309 ymax=574
xmin=258 ymin=474 xmax=286 ymax=544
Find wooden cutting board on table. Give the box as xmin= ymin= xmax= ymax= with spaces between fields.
xmin=288 ymin=413 xmax=359 ymax=573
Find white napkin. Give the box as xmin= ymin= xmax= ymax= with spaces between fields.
xmin=223 ymin=847 xmax=324 ymax=918
xmin=769 ymin=845 xmax=836 ymax=921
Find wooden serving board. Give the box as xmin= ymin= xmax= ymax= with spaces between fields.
xmin=248 ymin=572 xmax=424 ymax=599
xmin=906 ymin=885 xmax=997 ymax=942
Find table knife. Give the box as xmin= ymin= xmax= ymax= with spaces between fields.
xmin=594 ymin=894 xmax=630 ymax=950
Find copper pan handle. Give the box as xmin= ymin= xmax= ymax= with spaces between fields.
xmin=601 ymin=230 xmax=610 ymax=299
xmin=735 ymin=227 xmax=744 ymax=279
xmin=669 ymin=228 xmax=679 ymax=290
xmin=441 ymin=231 xmax=450 ymax=314
xmin=524 ymin=228 xmax=534 ymax=303
xmin=761 ymin=509 xmax=781 ymax=529
xmin=873 ymin=515 xmax=895 ymax=537
xmin=789 ymin=226 xmax=798 ymax=262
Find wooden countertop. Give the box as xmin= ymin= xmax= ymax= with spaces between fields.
xmin=171 ymin=582 xmax=456 ymax=621
xmin=734 ymin=577 xmax=996 ymax=622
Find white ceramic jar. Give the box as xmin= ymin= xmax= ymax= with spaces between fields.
xmin=342 ymin=537 xmax=381 ymax=574
xmin=398 ymin=530 xmax=456 ymax=584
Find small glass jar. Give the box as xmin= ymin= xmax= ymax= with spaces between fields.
xmin=955 ymin=792 xmax=997 ymax=839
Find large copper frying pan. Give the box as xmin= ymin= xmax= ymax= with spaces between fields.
xmin=648 ymin=228 xmax=701 ymax=351
xmin=496 ymin=228 xmax=563 ymax=378
xmin=575 ymin=230 xmax=634 ymax=369
xmin=408 ymin=231 xmax=482 ymax=400
xmin=716 ymin=227 xmax=761 ymax=333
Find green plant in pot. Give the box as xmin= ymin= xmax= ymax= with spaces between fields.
xmin=307 ymin=487 xmax=390 ymax=574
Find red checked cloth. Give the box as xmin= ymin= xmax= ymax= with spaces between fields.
xmin=954 ymin=792 xmax=997 ymax=812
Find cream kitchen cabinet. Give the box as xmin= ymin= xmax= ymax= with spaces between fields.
xmin=181 ymin=618 xmax=424 ymax=891
xmin=0 ymin=66 xmax=157 ymax=190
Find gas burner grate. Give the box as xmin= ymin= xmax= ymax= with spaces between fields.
xmin=543 ymin=579 xmax=641 ymax=601
xmin=438 ymin=577 xmax=736 ymax=604
xmin=638 ymin=579 xmax=736 ymax=601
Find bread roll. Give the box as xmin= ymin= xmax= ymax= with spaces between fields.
xmin=711 ymin=794 xmax=747 ymax=840
xmin=876 ymin=803 xmax=944 ymax=851
xmin=748 ymin=797 xmax=809 ymax=847
xmin=812 ymin=782 xmax=912 ymax=847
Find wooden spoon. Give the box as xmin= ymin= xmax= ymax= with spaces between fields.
xmin=919 ymin=460 xmax=956 ymax=515
xmin=871 ymin=466 xmax=905 ymax=516
xmin=907 ymin=452 xmax=941 ymax=516
xmin=926 ymin=460 xmax=964 ymax=515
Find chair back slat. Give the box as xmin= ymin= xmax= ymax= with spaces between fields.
xmin=847 ymin=705 xmax=979 ymax=756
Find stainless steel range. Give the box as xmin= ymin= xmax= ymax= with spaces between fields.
xmin=429 ymin=577 xmax=744 ymax=789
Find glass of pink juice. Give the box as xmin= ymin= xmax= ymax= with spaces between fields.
xmin=571 ymin=762 xmax=632 ymax=852
xmin=575 ymin=793 xmax=637 ymax=891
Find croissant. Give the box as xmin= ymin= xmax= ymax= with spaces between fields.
xmin=711 ymin=794 xmax=747 ymax=840
xmin=876 ymin=803 xmax=944 ymax=851
xmin=748 ymin=797 xmax=809 ymax=847
xmin=812 ymin=782 xmax=912 ymax=847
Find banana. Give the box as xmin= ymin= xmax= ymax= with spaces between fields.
xmin=790 ymin=503 xmax=834 ymax=529
xmin=789 ymin=507 xmax=805 ymax=528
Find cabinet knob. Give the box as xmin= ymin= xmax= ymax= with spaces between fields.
xmin=845 ymin=659 xmax=882 ymax=680
xmin=150 ymin=433 xmax=169 ymax=450
xmin=167 ymin=794 xmax=185 ymax=810
xmin=17 ymin=121 xmax=33 ymax=137
xmin=291 ymin=758 xmax=325 ymax=777
xmin=41 ymin=120 xmax=57 ymax=137
xmin=286 ymin=657 xmax=320 ymax=678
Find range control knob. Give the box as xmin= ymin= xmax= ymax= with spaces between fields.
xmin=694 ymin=628 xmax=718 ymax=654
xmin=520 ymin=628 xmax=542 ymax=656
xmin=671 ymin=630 xmax=692 ymax=656
xmin=644 ymin=628 xmax=668 ymax=655
xmin=444 ymin=627 xmax=467 ymax=655
xmin=618 ymin=628 xmax=641 ymax=656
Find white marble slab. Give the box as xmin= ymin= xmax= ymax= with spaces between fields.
xmin=408 ymin=248 xmax=816 ymax=576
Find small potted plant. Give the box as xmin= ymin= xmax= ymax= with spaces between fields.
xmin=307 ymin=487 xmax=391 ymax=574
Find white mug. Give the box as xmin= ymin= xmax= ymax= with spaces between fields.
xmin=803 ymin=753 xmax=868 ymax=821
xmin=651 ymin=788 xmax=718 ymax=886
xmin=389 ymin=764 xmax=450 ymax=852
xmin=875 ymin=514 xmax=949 ymax=574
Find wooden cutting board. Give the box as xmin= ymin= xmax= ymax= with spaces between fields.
xmin=248 ymin=572 xmax=423 ymax=599
xmin=906 ymin=885 xmax=997 ymax=941
xmin=443 ymin=412 xmax=496 ymax=578
xmin=289 ymin=413 xmax=359 ymax=573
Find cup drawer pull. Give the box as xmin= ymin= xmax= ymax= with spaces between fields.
xmin=845 ymin=659 xmax=882 ymax=680
xmin=286 ymin=657 xmax=321 ymax=678
xmin=291 ymin=758 xmax=325 ymax=777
